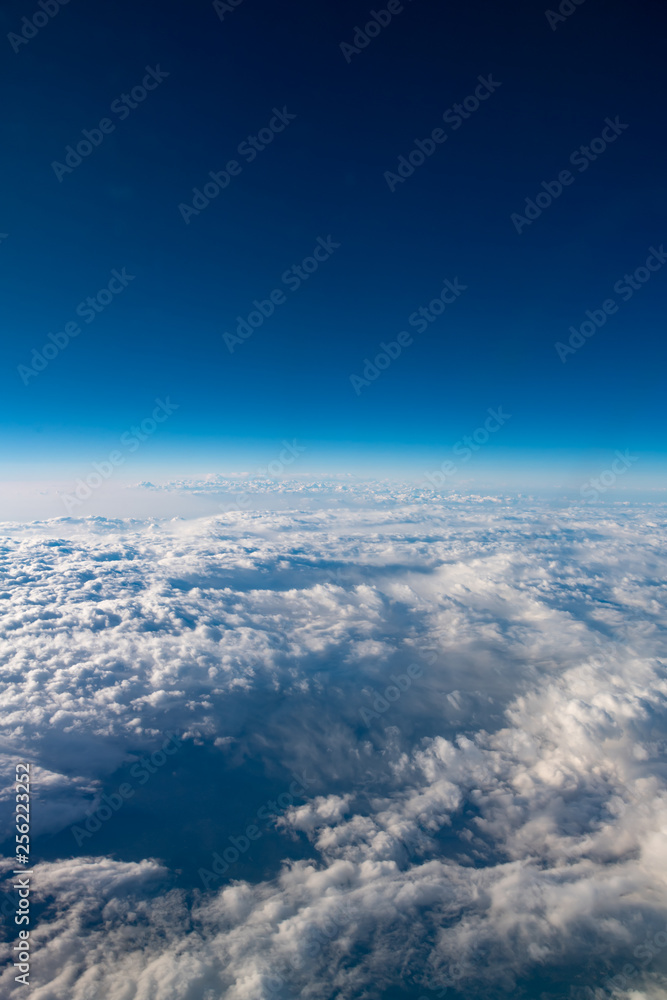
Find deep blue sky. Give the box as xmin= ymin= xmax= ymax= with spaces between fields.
xmin=1 ymin=0 xmax=666 ymax=479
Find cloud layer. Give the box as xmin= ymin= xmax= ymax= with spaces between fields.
xmin=1 ymin=489 xmax=666 ymax=998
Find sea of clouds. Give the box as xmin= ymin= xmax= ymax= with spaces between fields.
xmin=0 ymin=484 xmax=666 ymax=999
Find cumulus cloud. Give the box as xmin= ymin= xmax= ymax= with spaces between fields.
xmin=0 ymin=487 xmax=666 ymax=998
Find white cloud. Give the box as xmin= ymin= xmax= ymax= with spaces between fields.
xmin=1 ymin=489 xmax=666 ymax=998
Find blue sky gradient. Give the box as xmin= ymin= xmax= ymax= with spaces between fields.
xmin=1 ymin=0 xmax=666 ymax=485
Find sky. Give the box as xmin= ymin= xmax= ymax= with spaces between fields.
xmin=1 ymin=0 xmax=666 ymax=486
xmin=1 ymin=7 xmax=667 ymax=993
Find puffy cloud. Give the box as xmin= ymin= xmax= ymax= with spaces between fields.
xmin=0 ymin=488 xmax=666 ymax=998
